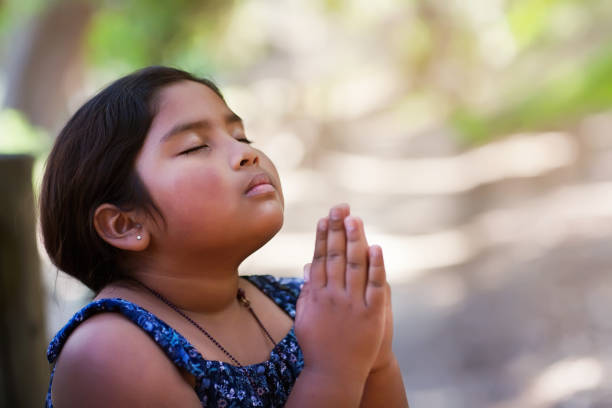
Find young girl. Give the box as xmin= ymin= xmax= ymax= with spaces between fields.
xmin=40 ymin=66 xmax=408 ymax=407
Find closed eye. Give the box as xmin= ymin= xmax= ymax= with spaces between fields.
xmin=237 ymin=137 xmax=253 ymax=144
xmin=179 ymin=145 xmax=209 ymax=155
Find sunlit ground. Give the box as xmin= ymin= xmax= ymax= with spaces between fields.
xmin=43 ymin=111 xmax=612 ymax=407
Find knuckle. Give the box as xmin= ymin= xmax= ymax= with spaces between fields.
xmin=371 ymin=257 xmax=385 ymax=267
xmin=328 ymin=218 xmax=345 ymax=230
xmin=370 ymin=263 xmax=385 ymax=273
xmin=326 ymin=251 xmax=344 ymax=261
xmin=321 ymin=287 xmax=349 ymax=303
xmin=368 ymin=279 xmax=385 ymax=289
xmin=312 ymin=254 xmax=326 ymax=263
xmin=346 ymin=261 xmax=364 ymax=270
xmin=318 ymin=289 xmax=336 ymax=305
xmin=325 ymin=295 xmax=337 ymax=307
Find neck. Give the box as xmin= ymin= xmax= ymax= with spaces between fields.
xmin=129 ymin=256 xmax=244 ymax=315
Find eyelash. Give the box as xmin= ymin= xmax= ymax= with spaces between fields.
xmin=180 ymin=145 xmax=209 ymax=155
xmin=179 ymin=138 xmax=253 ymax=155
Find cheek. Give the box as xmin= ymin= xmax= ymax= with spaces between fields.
xmin=149 ymin=167 xmax=231 ymax=225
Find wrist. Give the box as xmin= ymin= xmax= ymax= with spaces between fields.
xmin=360 ymin=357 xmax=409 ymax=408
xmin=301 ymin=364 xmax=368 ymax=393
xmin=287 ymin=365 xmax=368 ymax=407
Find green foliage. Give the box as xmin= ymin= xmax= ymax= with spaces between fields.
xmin=87 ymin=9 xmax=149 ymax=69
xmin=507 ymin=0 xmax=597 ymax=48
xmin=0 ymin=109 xmax=52 ymax=190
xmin=3 ymin=0 xmax=612 ymax=150
xmin=452 ymin=44 xmax=612 ymax=144
xmin=85 ymin=0 xmax=235 ymax=73
xmin=0 ymin=109 xmax=49 ymax=154
xmin=0 ymin=0 xmax=47 ymax=28
xmin=451 ymin=109 xmax=490 ymax=145
xmin=0 ymin=0 xmax=47 ymax=49
xmin=321 ymin=0 xmax=345 ymax=13
xmin=508 ymin=0 xmax=561 ymax=47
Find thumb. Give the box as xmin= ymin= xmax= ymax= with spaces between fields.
xmin=296 ymin=278 xmax=312 ymax=318
xmin=303 ymin=263 xmax=312 ymax=282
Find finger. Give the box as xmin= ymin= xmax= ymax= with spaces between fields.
xmin=385 ymin=282 xmax=393 ymax=323
xmin=325 ymin=204 xmax=350 ymax=289
xmin=344 ymin=216 xmax=368 ymax=297
xmin=309 ymin=218 xmax=328 ymax=288
xmin=303 ymin=263 xmax=312 ymax=282
xmin=385 ymin=282 xmax=391 ymax=309
xmin=295 ymin=279 xmax=310 ymax=318
xmin=365 ymin=245 xmax=387 ymax=308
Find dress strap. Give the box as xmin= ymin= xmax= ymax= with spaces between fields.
xmin=47 ymin=298 xmax=208 ymax=378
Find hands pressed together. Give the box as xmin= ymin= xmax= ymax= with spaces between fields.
xmin=289 ymin=204 xmax=406 ymax=407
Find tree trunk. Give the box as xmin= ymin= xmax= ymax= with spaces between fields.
xmin=3 ymin=0 xmax=94 ymax=132
xmin=0 ymin=155 xmax=48 ymax=408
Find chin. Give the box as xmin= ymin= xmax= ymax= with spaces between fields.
xmin=260 ymin=202 xmax=285 ymax=236
xmin=247 ymin=202 xmax=284 ymax=249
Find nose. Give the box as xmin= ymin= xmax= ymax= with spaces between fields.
xmin=231 ymin=142 xmax=259 ymax=169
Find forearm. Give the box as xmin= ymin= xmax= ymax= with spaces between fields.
xmin=360 ymin=357 xmax=409 ymax=408
xmin=285 ymin=367 xmax=366 ymax=408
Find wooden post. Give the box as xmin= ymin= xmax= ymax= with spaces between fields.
xmin=0 ymin=154 xmax=48 ymax=407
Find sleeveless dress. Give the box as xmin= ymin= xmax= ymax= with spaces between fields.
xmin=45 ymin=275 xmax=305 ymax=407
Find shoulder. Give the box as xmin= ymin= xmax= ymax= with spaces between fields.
xmin=242 ymin=275 xmax=304 ymax=318
xmin=51 ymin=313 xmax=200 ymax=408
xmin=243 ymin=274 xmax=303 ymax=296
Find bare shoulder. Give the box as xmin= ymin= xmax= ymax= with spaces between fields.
xmin=51 ymin=312 xmax=201 ymax=408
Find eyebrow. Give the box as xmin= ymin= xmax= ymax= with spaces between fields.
xmin=159 ymin=112 xmax=243 ymax=144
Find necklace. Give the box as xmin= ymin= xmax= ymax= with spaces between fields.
xmin=133 ymin=280 xmax=276 ymax=386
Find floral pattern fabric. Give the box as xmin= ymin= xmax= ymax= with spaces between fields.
xmin=45 ymin=275 xmax=304 ymax=407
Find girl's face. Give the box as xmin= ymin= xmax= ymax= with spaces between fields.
xmin=135 ymin=80 xmax=284 ymax=259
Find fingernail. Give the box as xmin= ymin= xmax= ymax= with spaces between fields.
xmin=330 ymin=207 xmax=342 ymax=220
xmin=345 ymin=217 xmax=356 ymax=232
xmin=369 ymin=245 xmax=382 ymax=258
xmin=303 ymin=264 xmax=311 ymax=281
xmin=318 ymin=218 xmax=328 ymax=231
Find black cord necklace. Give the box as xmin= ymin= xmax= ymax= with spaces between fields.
xmin=133 ymin=280 xmax=276 ymax=387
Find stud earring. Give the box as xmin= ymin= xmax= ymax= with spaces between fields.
xmin=136 ymin=224 xmax=142 ymax=241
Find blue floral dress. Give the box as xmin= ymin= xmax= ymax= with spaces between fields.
xmin=45 ymin=275 xmax=304 ymax=407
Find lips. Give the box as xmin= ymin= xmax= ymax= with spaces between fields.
xmin=245 ymin=173 xmax=275 ymax=196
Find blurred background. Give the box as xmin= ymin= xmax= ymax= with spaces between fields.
xmin=1 ymin=0 xmax=612 ymax=406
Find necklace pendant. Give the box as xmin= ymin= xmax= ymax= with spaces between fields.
xmin=237 ymin=288 xmax=250 ymax=307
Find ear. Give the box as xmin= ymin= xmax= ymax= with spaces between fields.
xmin=93 ymin=203 xmax=149 ymax=251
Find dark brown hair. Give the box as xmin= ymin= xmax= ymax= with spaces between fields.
xmin=40 ymin=66 xmax=223 ymax=292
